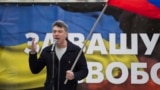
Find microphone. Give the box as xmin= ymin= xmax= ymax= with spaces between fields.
xmin=51 ymin=39 xmax=57 ymax=52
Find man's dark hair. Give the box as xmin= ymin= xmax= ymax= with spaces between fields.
xmin=52 ymin=20 xmax=68 ymax=32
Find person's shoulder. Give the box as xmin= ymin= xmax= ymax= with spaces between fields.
xmin=68 ymin=40 xmax=81 ymax=50
xmin=42 ymin=45 xmax=52 ymax=52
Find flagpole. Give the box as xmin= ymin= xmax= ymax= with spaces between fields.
xmin=64 ymin=4 xmax=108 ymax=84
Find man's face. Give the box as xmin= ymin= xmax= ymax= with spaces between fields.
xmin=52 ymin=26 xmax=67 ymax=44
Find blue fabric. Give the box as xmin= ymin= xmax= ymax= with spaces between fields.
xmin=148 ymin=0 xmax=160 ymax=8
xmin=0 ymin=5 xmax=122 ymax=46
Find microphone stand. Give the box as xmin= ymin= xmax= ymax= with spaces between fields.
xmin=51 ymin=49 xmax=55 ymax=90
xmin=51 ymin=40 xmax=57 ymax=90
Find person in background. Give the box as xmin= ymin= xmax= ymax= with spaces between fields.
xmin=29 ymin=20 xmax=88 ymax=90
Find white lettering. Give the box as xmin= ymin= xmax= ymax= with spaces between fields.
xmin=68 ymin=33 xmax=85 ymax=49
xmin=110 ymin=33 xmax=138 ymax=54
xmin=24 ymin=33 xmax=159 ymax=55
xmin=41 ymin=33 xmax=53 ymax=52
xmin=86 ymin=62 xmax=104 ymax=83
xmin=86 ymin=34 xmax=107 ymax=54
xmin=131 ymin=63 xmax=149 ymax=84
xmin=140 ymin=33 xmax=159 ymax=55
xmin=106 ymin=62 xmax=128 ymax=84
xmin=24 ymin=33 xmax=40 ymax=54
xmin=151 ymin=63 xmax=160 ymax=85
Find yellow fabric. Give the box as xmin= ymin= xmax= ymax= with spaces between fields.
xmin=0 ymin=40 xmax=138 ymax=89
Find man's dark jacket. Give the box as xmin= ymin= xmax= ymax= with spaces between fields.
xmin=29 ymin=40 xmax=88 ymax=90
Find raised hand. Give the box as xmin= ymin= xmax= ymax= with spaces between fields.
xmin=31 ymin=38 xmax=37 ymax=52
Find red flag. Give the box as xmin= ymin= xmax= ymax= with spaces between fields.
xmin=108 ymin=0 xmax=160 ymax=19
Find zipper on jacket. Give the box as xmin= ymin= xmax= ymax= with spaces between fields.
xmin=57 ymin=60 xmax=60 ymax=90
xmin=51 ymin=51 xmax=55 ymax=90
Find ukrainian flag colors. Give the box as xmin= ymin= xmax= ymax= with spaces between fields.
xmin=0 ymin=5 xmax=138 ymax=89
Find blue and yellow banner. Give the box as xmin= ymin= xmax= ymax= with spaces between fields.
xmin=0 ymin=3 xmax=159 ymax=90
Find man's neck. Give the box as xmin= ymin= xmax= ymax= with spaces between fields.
xmin=56 ymin=40 xmax=67 ymax=48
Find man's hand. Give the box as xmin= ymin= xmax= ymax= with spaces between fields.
xmin=66 ymin=70 xmax=75 ymax=80
xmin=30 ymin=38 xmax=37 ymax=54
